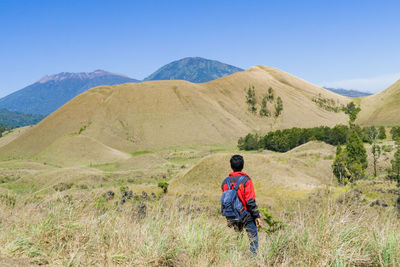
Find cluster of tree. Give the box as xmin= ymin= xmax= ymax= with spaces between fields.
xmin=238 ymin=125 xmax=350 ymax=152
xmin=0 ymin=122 xmax=13 ymax=138
xmin=332 ymin=131 xmax=368 ymax=184
xmin=0 ymin=108 xmax=45 ymax=128
xmin=359 ymin=125 xmax=386 ymax=143
xmin=390 ymin=126 xmax=400 ymax=140
xmin=245 ymin=86 xmax=283 ymax=118
xmin=312 ymin=94 xmax=343 ymax=113
xmin=386 ymin=129 xmax=400 ymax=185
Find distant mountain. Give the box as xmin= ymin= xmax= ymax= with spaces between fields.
xmin=144 ymin=57 xmax=243 ymax=83
xmin=0 ymin=70 xmax=139 ymax=115
xmin=323 ymin=87 xmax=372 ymax=97
xmin=0 ymin=109 xmax=45 ymax=128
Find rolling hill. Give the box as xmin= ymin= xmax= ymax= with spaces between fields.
xmin=0 ymin=66 xmax=350 ymax=164
xmin=358 ymin=79 xmax=400 ymax=126
xmin=0 ymin=70 xmax=139 ymax=115
xmin=144 ymin=57 xmax=243 ymax=83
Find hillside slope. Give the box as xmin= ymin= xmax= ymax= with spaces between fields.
xmin=0 ymin=70 xmax=139 ymax=115
xmin=0 ymin=66 xmax=350 ymax=163
xmin=358 ymin=79 xmax=400 ymax=126
xmin=144 ymin=57 xmax=243 ymax=83
xmin=170 ymin=141 xmax=337 ymax=208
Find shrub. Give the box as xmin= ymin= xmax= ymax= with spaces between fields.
xmin=158 ymin=182 xmax=169 ymax=193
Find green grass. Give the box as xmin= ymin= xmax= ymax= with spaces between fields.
xmin=90 ymin=162 xmax=121 ymax=172
xmin=130 ymin=150 xmax=153 ymax=156
xmin=1 ymin=182 xmax=37 ymax=195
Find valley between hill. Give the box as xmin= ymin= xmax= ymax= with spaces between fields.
xmin=1 ymin=67 xmax=400 ymax=265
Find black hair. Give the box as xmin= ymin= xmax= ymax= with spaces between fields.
xmin=230 ymin=154 xmax=244 ymax=172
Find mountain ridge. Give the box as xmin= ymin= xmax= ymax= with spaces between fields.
xmin=144 ymin=57 xmax=243 ymax=83
xmin=323 ymin=87 xmax=372 ymax=97
xmin=0 ymin=70 xmax=139 ymax=115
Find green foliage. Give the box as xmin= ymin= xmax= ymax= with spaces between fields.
xmin=267 ymin=87 xmax=274 ymax=102
xmin=95 ymin=197 xmax=106 ymax=209
xmin=342 ymin=102 xmax=361 ymax=124
xmin=312 ymin=94 xmax=342 ymax=112
xmin=53 ymin=182 xmax=74 ymax=192
xmin=274 ymin=96 xmax=283 ymax=117
xmin=158 ymin=182 xmax=169 ymax=193
xmin=258 ymin=208 xmax=285 ymax=234
xmin=0 ymin=108 xmax=44 ymax=128
xmin=238 ymin=125 xmax=349 ymax=152
xmin=390 ymin=126 xmax=400 ymax=141
xmin=382 ymin=145 xmax=393 ymax=153
xmin=0 ymin=122 xmax=13 ymax=138
xmin=259 ymin=95 xmax=270 ymax=117
xmin=332 ymin=145 xmax=350 ymax=184
xmin=0 ymin=193 xmax=16 ymax=207
xmin=131 ymin=150 xmax=152 ymax=156
xmin=78 ymin=125 xmax=87 ymax=134
xmin=390 ymin=142 xmax=400 ymax=186
xmin=361 ymin=126 xmax=378 ymax=144
xmin=345 ymin=130 xmax=368 ymax=180
xmin=246 ymin=86 xmax=257 ymax=114
xmin=238 ymin=133 xmax=261 ymax=150
xmin=378 ymin=126 xmax=387 ymax=140
xmin=371 ymin=143 xmax=381 ymax=177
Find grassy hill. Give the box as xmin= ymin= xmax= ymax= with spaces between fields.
xmin=358 ymin=79 xmax=400 ymax=126
xmin=144 ymin=57 xmax=243 ymax=83
xmin=0 ymin=66 xmax=350 ymax=164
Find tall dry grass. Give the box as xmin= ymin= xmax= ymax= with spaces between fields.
xmin=0 ymin=191 xmax=399 ymax=266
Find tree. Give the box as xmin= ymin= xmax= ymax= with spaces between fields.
xmin=390 ymin=126 xmax=400 ymax=141
xmin=259 ymin=95 xmax=270 ymax=117
xmin=246 ymin=86 xmax=257 ymax=114
xmin=343 ymin=102 xmax=361 ymax=126
xmin=345 ymin=130 xmax=368 ymax=181
xmin=378 ymin=126 xmax=386 ymax=140
xmin=391 ymin=142 xmax=400 ymax=186
xmin=238 ymin=133 xmax=260 ymax=150
xmin=332 ymin=145 xmax=349 ymax=184
xmin=371 ymin=143 xmax=381 ymax=177
xmin=267 ymin=87 xmax=274 ymax=102
xmin=274 ymin=96 xmax=283 ymax=117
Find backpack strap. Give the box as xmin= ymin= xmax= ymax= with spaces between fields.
xmin=224 ymin=177 xmax=232 ymax=190
xmin=234 ymin=176 xmax=244 ymax=191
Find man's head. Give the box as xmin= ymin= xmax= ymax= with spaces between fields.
xmin=230 ymin=154 xmax=244 ymax=172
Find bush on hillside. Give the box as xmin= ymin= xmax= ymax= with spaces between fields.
xmin=390 ymin=126 xmax=400 ymax=141
xmin=238 ymin=125 xmax=349 ymax=152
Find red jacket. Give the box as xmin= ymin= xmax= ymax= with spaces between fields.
xmin=221 ymin=171 xmax=260 ymax=218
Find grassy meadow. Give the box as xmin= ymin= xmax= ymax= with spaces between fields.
xmin=0 ymin=137 xmax=400 ymax=266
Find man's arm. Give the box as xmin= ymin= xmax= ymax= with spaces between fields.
xmin=244 ymin=179 xmax=260 ymax=219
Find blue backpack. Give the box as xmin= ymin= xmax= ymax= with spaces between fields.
xmin=221 ymin=176 xmax=248 ymax=223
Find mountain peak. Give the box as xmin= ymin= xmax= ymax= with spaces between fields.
xmin=144 ymin=57 xmax=243 ymax=83
xmin=38 ymin=70 xmax=119 ymax=84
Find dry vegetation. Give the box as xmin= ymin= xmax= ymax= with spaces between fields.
xmin=1 ymin=140 xmax=400 ymax=266
xmin=0 ymin=186 xmax=399 ymax=266
xmin=358 ymin=79 xmax=400 ymax=126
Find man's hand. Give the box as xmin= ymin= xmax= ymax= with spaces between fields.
xmin=256 ymin=218 xmax=262 ymax=227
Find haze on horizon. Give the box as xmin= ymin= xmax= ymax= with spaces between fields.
xmin=0 ymin=0 xmax=399 ymax=97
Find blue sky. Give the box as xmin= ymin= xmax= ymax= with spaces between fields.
xmin=1 ymin=0 xmax=399 ymax=97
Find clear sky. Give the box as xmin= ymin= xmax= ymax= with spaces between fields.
xmin=1 ymin=0 xmax=399 ymax=97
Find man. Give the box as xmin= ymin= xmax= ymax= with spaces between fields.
xmin=221 ymin=154 xmax=262 ymax=254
